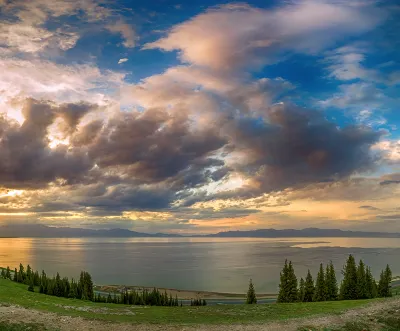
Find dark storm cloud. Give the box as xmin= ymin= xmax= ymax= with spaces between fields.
xmin=88 ymin=108 xmax=227 ymax=184
xmin=225 ymin=103 xmax=382 ymax=196
xmin=0 ymin=97 xmax=386 ymax=216
xmin=0 ymin=98 xmax=93 ymax=188
xmin=70 ymin=120 xmax=103 ymax=146
xmin=79 ymin=184 xmax=175 ymax=211
xmin=56 ymin=102 xmax=96 ymax=134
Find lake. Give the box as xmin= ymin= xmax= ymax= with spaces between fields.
xmin=1 ymin=237 xmax=399 ymax=293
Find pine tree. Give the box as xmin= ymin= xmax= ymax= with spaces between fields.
xmin=298 ymin=277 xmax=305 ymax=302
xmin=325 ymin=261 xmax=338 ymax=301
xmin=287 ymin=261 xmax=298 ymax=302
xmin=26 ymin=265 xmax=32 ymax=285
xmin=365 ymin=267 xmax=376 ymax=299
xmin=313 ymin=263 xmax=326 ymax=302
xmin=246 ymin=279 xmax=257 ymax=304
xmin=6 ymin=267 xmax=11 ymax=280
xmin=304 ymin=270 xmax=315 ymax=302
xmin=28 ymin=278 xmax=35 ymax=292
xmin=378 ymin=265 xmax=392 ymax=298
xmin=340 ymin=254 xmax=358 ymax=300
xmin=13 ymin=268 xmax=17 ymax=282
xmin=18 ymin=263 xmax=25 ymax=283
xmin=356 ymin=260 xmax=367 ymax=299
xmin=1 ymin=269 xmax=5 ymax=278
xmin=277 ymin=260 xmax=289 ymax=303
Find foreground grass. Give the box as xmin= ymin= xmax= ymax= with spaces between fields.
xmin=0 ymin=321 xmax=57 ymax=331
xmin=297 ymin=315 xmax=400 ymax=331
xmin=0 ymin=278 xmax=383 ymax=325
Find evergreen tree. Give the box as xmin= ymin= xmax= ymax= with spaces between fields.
xmin=1 ymin=269 xmax=5 ymax=278
xmin=313 ymin=263 xmax=327 ymax=302
xmin=18 ymin=263 xmax=25 ymax=283
xmin=40 ymin=270 xmax=48 ymax=294
xmin=378 ymin=265 xmax=392 ymax=298
xmin=54 ymin=273 xmax=62 ymax=297
xmin=298 ymin=278 xmax=305 ymax=302
xmin=28 ymin=278 xmax=34 ymax=292
xmin=340 ymin=254 xmax=358 ymax=300
xmin=304 ymin=270 xmax=315 ymax=302
xmin=246 ymin=279 xmax=257 ymax=304
xmin=33 ymin=271 xmax=40 ymax=286
xmin=365 ymin=267 xmax=376 ymax=299
xmin=28 ymin=281 xmax=35 ymax=292
xmin=13 ymin=268 xmax=17 ymax=282
xmin=26 ymin=265 xmax=32 ymax=285
xmin=287 ymin=261 xmax=298 ymax=302
xmin=6 ymin=267 xmax=11 ymax=280
xmin=277 ymin=260 xmax=289 ymax=303
xmin=326 ymin=261 xmax=338 ymax=301
xmin=356 ymin=260 xmax=367 ymax=299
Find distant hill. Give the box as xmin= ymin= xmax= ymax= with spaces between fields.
xmin=206 ymin=228 xmax=400 ymax=238
xmin=0 ymin=224 xmax=182 ymax=238
xmin=1 ymin=224 xmax=399 ymax=238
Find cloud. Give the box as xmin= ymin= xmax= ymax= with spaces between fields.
xmin=144 ymin=1 xmax=384 ymax=71
xmin=0 ymin=98 xmax=95 ymax=188
xmin=320 ymin=83 xmax=385 ymax=109
xmin=324 ymin=46 xmax=383 ymax=82
xmin=0 ymin=58 xmax=125 ymax=104
xmin=359 ymin=205 xmax=380 ymax=210
xmin=222 ymin=102 xmax=382 ymax=196
xmin=107 ymin=21 xmax=137 ymax=48
xmin=379 ymin=173 xmax=400 ymax=185
xmin=0 ymin=24 xmax=79 ymax=53
xmin=87 ymin=108 xmax=227 ymax=184
xmin=118 ymin=58 xmax=129 ymax=64
xmin=373 ymin=140 xmax=400 ymax=164
xmin=0 ymin=0 xmax=131 ymax=54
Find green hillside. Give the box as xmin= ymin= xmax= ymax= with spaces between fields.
xmin=0 ymin=278 xmax=385 ymax=325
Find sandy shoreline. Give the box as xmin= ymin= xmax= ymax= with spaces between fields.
xmin=94 ymin=284 xmax=277 ymax=300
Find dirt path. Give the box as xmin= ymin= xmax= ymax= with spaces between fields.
xmin=1 ymin=297 xmax=400 ymax=331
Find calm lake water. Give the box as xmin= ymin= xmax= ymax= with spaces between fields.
xmin=1 ymin=237 xmax=399 ymax=293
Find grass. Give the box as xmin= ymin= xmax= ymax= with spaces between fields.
xmin=0 ymin=278 xmax=383 ymax=325
xmin=297 ymin=322 xmax=372 ymax=331
xmin=297 ymin=313 xmax=400 ymax=331
xmin=0 ymin=321 xmax=57 ymax=331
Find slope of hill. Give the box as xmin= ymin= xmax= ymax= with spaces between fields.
xmin=1 ymin=277 xmax=400 ymax=330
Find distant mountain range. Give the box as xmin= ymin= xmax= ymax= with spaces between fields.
xmin=0 ymin=224 xmax=182 ymax=238
xmin=205 ymin=228 xmax=400 ymax=238
xmin=1 ymin=224 xmax=400 ymax=238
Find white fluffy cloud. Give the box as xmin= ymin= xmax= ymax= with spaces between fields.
xmin=0 ymin=0 xmax=134 ymax=54
xmin=0 ymin=58 xmax=125 ymax=108
xmin=118 ymin=58 xmax=129 ymax=64
xmin=144 ymin=1 xmax=384 ymax=70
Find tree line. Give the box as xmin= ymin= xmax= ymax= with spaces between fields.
xmin=246 ymin=255 xmax=393 ymax=304
xmin=94 ymin=288 xmax=182 ymax=306
xmin=0 ymin=263 xmax=203 ymax=307
xmin=277 ymin=255 xmax=392 ymax=303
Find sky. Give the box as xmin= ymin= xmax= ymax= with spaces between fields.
xmin=0 ymin=0 xmax=399 ymax=234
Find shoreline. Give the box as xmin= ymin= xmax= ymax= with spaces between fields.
xmin=94 ymin=284 xmax=277 ymax=300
